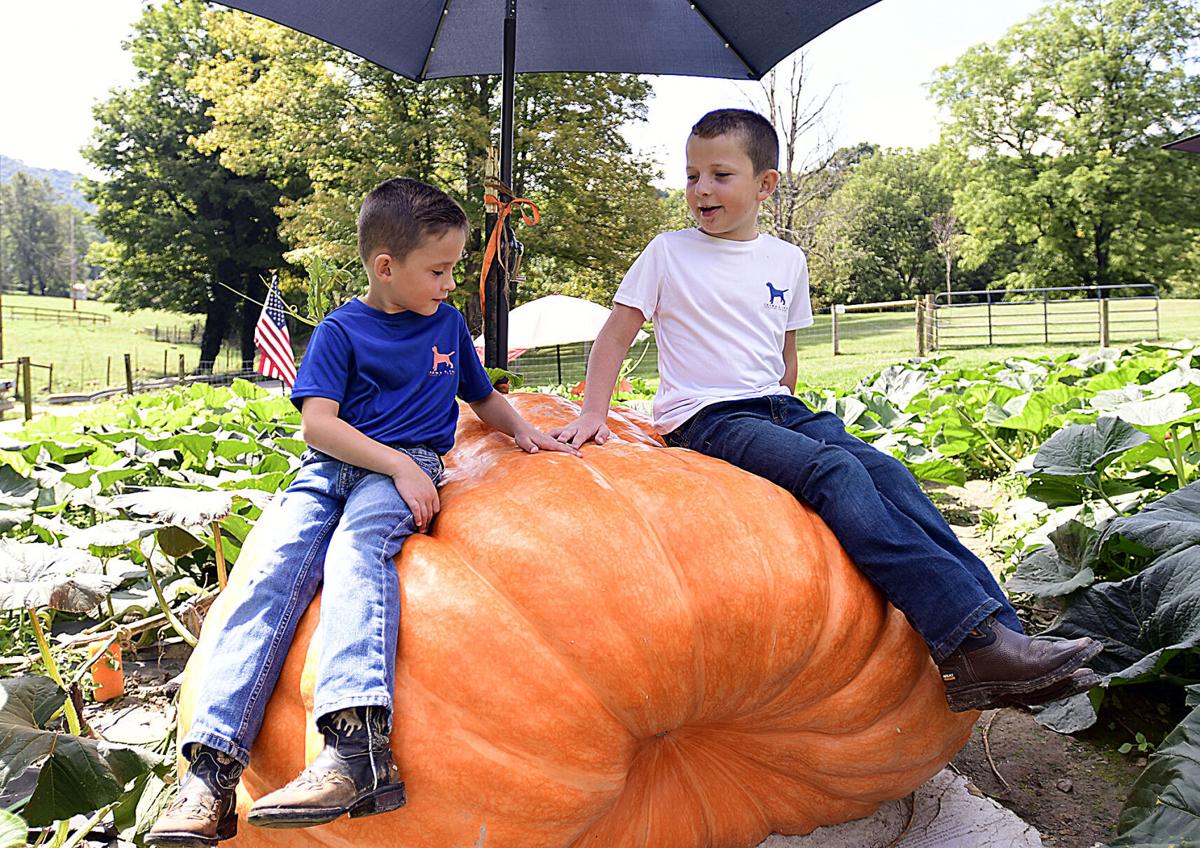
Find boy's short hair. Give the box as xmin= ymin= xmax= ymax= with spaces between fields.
xmin=690 ymin=109 xmax=779 ymax=175
xmin=358 ymin=177 xmax=468 ymax=264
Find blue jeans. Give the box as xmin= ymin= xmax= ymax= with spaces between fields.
xmin=183 ymin=445 xmax=442 ymax=766
xmin=665 ymin=396 xmax=1020 ymax=662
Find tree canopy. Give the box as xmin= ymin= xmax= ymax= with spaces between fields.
xmin=931 ymin=0 xmax=1200 ymax=293
xmin=84 ymin=0 xmax=294 ymax=366
xmin=190 ymin=10 xmax=666 ymax=319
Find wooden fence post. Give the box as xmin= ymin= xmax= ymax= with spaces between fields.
xmin=924 ymin=294 xmax=936 ymax=353
xmin=1100 ymin=298 xmax=1111 ymax=347
xmin=831 ymin=305 xmax=841 ymax=356
xmin=106 ymin=356 xmax=112 ymax=387
xmin=179 ymin=355 xmax=186 ymax=380
xmin=124 ymin=354 xmax=134 ymax=395
xmin=915 ymin=299 xmax=926 ymax=357
xmin=163 ymin=349 xmax=168 ymax=377
xmin=20 ymin=357 xmax=32 ymax=422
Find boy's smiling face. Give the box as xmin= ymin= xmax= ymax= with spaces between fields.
xmin=363 ymin=227 xmax=467 ymax=315
xmin=685 ymin=131 xmax=779 ymax=242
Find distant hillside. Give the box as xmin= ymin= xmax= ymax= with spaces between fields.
xmin=0 ymin=154 xmax=93 ymax=212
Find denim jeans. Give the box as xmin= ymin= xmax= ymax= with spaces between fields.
xmin=183 ymin=445 xmax=442 ymax=766
xmin=665 ymin=395 xmax=1020 ymax=662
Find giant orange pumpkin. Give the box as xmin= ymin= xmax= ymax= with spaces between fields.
xmin=177 ymin=393 xmax=976 ymax=848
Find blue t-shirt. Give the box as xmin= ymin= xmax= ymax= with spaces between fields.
xmin=290 ymin=299 xmax=493 ymax=454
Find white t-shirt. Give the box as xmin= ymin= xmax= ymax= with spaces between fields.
xmin=614 ymin=228 xmax=813 ymax=434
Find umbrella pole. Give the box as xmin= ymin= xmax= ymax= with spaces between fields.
xmin=555 ymin=344 xmax=562 ymax=385
xmin=484 ymin=0 xmax=517 ymax=370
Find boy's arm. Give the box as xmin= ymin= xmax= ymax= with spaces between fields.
xmin=551 ymin=304 xmax=646 ymax=448
xmin=468 ymin=392 xmax=581 ymax=456
xmin=300 ymin=397 xmax=441 ymax=531
xmin=782 ymin=330 xmax=798 ymax=394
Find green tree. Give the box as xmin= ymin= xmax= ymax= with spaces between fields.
xmin=83 ymin=0 xmax=292 ymax=368
xmin=3 ymin=173 xmax=64 ymax=295
xmin=811 ymin=148 xmax=953 ymax=306
xmin=192 ymin=10 xmax=665 ymax=320
xmin=931 ymin=0 xmax=1200 ymax=292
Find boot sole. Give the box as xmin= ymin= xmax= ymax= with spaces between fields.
xmin=248 ymin=783 xmax=406 ymax=829
xmin=998 ymin=668 xmax=1104 ymax=708
xmin=146 ymin=818 xmax=237 ymax=847
xmin=946 ymin=639 xmax=1103 ymax=712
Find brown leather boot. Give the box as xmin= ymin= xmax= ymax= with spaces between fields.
xmin=937 ymin=616 xmax=1102 ymax=712
xmin=146 ymin=747 xmax=242 ymax=847
xmin=247 ymin=706 xmax=406 ymax=829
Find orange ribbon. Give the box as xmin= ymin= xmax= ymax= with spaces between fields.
xmin=478 ymin=194 xmax=540 ymax=315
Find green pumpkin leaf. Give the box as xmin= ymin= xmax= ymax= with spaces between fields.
xmin=1108 ymin=703 xmax=1200 ymax=846
xmin=0 ymin=810 xmax=27 ymax=848
xmin=0 ymin=676 xmax=166 ymax=826
xmin=107 ymin=487 xmax=233 ymax=527
xmin=0 ymin=541 xmax=138 ymax=612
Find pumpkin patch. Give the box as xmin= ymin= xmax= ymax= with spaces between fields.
xmin=176 ymin=392 xmax=976 ymax=848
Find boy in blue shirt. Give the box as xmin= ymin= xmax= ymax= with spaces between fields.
xmin=555 ymin=109 xmax=1101 ymax=715
xmin=150 ymin=178 xmax=576 ymax=847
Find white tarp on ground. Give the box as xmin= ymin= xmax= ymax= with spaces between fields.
xmin=758 ymin=769 xmax=1042 ymax=848
xmin=473 ymin=294 xmax=647 ymax=359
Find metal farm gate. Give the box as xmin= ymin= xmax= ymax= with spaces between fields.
xmin=930 ymin=284 xmax=1160 ymax=349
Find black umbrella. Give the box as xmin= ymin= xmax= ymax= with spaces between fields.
xmin=1165 ymin=131 xmax=1200 ymax=153
xmin=211 ymin=0 xmax=882 ymax=367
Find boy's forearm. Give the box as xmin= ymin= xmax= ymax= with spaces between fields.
xmin=302 ymin=414 xmax=417 ymax=477
xmin=581 ymin=330 xmax=635 ymax=417
xmin=469 ymin=391 xmax=528 ymax=437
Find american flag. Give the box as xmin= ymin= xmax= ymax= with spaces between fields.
xmin=254 ymin=278 xmax=297 ymax=388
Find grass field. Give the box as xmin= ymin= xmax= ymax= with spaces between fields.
xmin=0 ymin=292 xmax=238 ymax=397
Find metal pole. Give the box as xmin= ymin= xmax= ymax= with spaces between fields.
xmin=555 ymin=344 xmax=562 ymax=384
xmin=484 ymin=0 xmax=517 ymax=370
xmin=1043 ymin=289 xmax=1049 ymax=344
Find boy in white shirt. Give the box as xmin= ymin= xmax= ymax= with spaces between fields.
xmin=554 ymin=109 xmax=1101 ymax=712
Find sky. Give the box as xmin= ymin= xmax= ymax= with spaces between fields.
xmin=0 ymin=0 xmax=1049 ymax=182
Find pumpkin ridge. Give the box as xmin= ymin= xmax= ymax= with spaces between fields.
xmin=418 ymin=533 xmax=638 ymax=740
xmin=671 ymin=731 xmax=774 ymax=841
xmin=735 ymin=534 xmax=885 ymax=724
xmin=570 ymin=448 xmax=709 ymax=725
xmin=398 ymin=668 xmax=630 ymax=792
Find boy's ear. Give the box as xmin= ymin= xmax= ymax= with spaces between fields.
xmin=371 ymin=252 xmax=392 ymax=280
xmin=757 ymin=168 xmax=781 ymax=200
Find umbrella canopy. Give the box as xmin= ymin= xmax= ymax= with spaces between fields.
xmin=1165 ymin=132 xmax=1200 ymax=153
xmin=210 ymin=1 xmax=881 ymax=81
xmin=211 ymin=0 xmax=883 ymax=367
xmin=472 ymin=294 xmax=647 ymax=359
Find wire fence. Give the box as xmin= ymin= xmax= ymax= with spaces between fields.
xmin=504 ymin=336 xmax=658 ymax=388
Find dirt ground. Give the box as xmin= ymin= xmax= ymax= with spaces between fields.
xmin=952 ymin=707 xmax=1145 ymax=848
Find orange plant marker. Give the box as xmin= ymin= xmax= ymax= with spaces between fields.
xmin=88 ymin=642 xmax=125 ymax=702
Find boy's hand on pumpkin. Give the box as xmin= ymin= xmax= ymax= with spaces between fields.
xmin=550 ymin=413 xmax=610 ymax=448
xmin=391 ymin=459 xmax=440 ymax=532
xmin=515 ymin=426 xmax=581 ymax=457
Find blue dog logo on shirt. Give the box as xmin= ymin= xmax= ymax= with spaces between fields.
xmin=766 ymin=282 xmax=788 ymax=305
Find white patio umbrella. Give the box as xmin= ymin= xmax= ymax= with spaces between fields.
xmin=473 ymin=294 xmax=648 ymax=383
